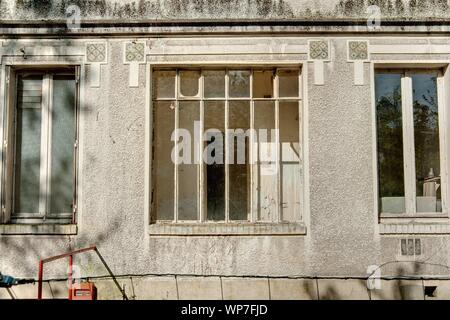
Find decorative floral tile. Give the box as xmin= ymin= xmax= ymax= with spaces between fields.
xmin=309 ymin=40 xmax=329 ymax=60
xmin=125 ymin=42 xmax=145 ymax=63
xmin=348 ymin=41 xmax=369 ymax=60
xmin=86 ymin=43 xmax=106 ymax=63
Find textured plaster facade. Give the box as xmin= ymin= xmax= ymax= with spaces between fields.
xmin=0 ymin=0 xmax=450 ymax=299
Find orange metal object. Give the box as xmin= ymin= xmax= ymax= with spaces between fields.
xmin=69 ymin=282 xmax=97 ymax=300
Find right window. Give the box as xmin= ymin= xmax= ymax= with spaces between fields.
xmin=376 ymin=70 xmax=444 ymax=215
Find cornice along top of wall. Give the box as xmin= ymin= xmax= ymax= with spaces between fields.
xmin=0 ymin=0 xmax=449 ymax=23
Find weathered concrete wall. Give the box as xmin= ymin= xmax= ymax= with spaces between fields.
xmin=2 ymin=276 xmax=450 ymax=300
xmin=0 ymin=0 xmax=449 ymax=21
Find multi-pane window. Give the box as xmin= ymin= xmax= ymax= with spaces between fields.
xmin=4 ymin=69 xmax=78 ymax=223
xmin=152 ymin=68 xmax=302 ymax=223
xmin=375 ymin=70 xmax=445 ymax=215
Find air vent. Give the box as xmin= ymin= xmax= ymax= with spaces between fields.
xmin=400 ymin=238 xmax=422 ymax=256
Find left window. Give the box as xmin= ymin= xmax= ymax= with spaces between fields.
xmin=3 ymin=68 xmax=79 ymax=224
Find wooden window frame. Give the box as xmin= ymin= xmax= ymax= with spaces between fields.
xmin=375 ymin=68 xmax=449 ymax=218
xmin=2 ymin=67 xmax=80 ymax=224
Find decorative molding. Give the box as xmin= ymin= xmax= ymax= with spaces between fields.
xmin=348 ymin=40 xmax=369 ymax=86
xmin=124 ymin=41 xmax=147 ymax=87
xmin=85 ymin=42 xmax=108 ymax=88
xmin=0 ymin=224 xmax=77 ymax=235
xmin=308 ymin=39 xmax=330 ymax=86
xmin=148 ymin=223 xmax=307 ymax=236
xmin=308 ymin=40 xmax=329 ymax=60
xmin=348 ymin=41 xmax=369 ymax=61
xmin=380 ymin=223 xmax=450 ymax=235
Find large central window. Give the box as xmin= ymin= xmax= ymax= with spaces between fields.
xmin=152 ymin=67 xmax=302 ymax=223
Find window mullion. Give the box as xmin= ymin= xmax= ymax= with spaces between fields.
xmin=250 ymin=69 xmax=257 ymax=222
xmin=402 ymin=72 xmax=417 ymax=215
xmin=437 ymin=72 xmax=448 ymax=214
xmin=275 ymin=70 xmax=281 ymax=223
xmin=225 ymin=69 xmax=230 ymax=223
xmin=199 ymin=72 xmax=205 ymax=222
xmin=39 ymin=74 xmax=51 ymax=219
xmin=174 ymin=70 xmax=179 ymax=223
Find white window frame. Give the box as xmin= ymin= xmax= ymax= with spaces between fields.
xmin=3 ymin=67 xmax=80 ymax=224
xmin=375 ymin=67 xmax=450 ymax=219
xmin=148 ymin=64 xmax=307 ymax=235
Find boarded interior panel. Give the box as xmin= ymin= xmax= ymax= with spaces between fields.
xmin=49 ymin=75 xmax=76 ymax=215
xmin=254 ymin=101 xmax=276 ymax=221
xmin=280 ymin=101 xmax=300 ymax=222
xmin=229 ymin=101 xmax=250 ymax=221
xmin=178 ymin=101 xmax=200 ymax=220
xmin=153 ymin=101 xmax=175 ymax=220
xmin=13 ymin=75 xmax=43 ymax=215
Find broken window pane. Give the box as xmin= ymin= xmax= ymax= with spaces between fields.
xmin=204 ymin=101 xmax=225 ymax=221
xmin=14 ymin=75 xmax=43 ymax=215
xmin=412 ymin=73 xmax=441 ymax=213
xmin=229 ymin=101 xmax=250 ymax=221
xmin=253 ymin=70 xmax=274 ymax=99
xmin=375 ymin=73 xmax=405 ymax=213
xmin=49 ymin=75 xmax=76 ymax=215
xmin=178 ymin=101 xmax=200 ymax=220
xmin=180 ymin=70 xmax=200 ymax=97
xmin=278 ymin=69 xmax=299 ymax=98
xmin=153 ymin=70 xmax=175 ymax=99
xmin=280 ymin=101 xmax=300 ymax=222
xmin=153 ymin=101 xmax=175 ymax=220
xmin=229 ymin=70 xmax=250 ymax=98
xmin=204 ymin=70 xmax=225 ymax=98
xmin=254 ymin=101 xmax=277 ymax=221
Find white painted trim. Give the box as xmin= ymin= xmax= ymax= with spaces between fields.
xmin=370 ymin=62 xmax=380 ymax=234
xmin=144 ymin=63 xmax=151 ymax=230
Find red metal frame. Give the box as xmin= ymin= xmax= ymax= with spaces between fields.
xmin=37 ymin=245 xmax=97 ymax=300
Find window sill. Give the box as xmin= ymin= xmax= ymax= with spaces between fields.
xmin=0 ymin=224 xmax=77 ymax=235
xmin=148 ymin=222 xmax=306 ymax=236
xmin=379 ymin=220 xmax=450 ymax=234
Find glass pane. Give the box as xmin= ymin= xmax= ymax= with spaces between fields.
xmin=375 ymin=73 xmax=405 ymax=213
xmin=180 ymin=70 xmax=200 ymax=97
xmin=279 ymin=70 xmax=299 ymax=98
xmin=178 ymin=101 xmax=200 ymax=220
xmin=280 ymin=101 xmax=300 ymax=222
xmin=229 ymin=70 xmax=250 ymax=98
xmin=253 ymin=70 xmax=274 ymax=99
xmin=49 ymin=75 xmax=76 ymax=215
xmin=229 ymin=101 xmax=250 ymax=221
xmin=254 ymin=101 xmax=277 ymax=221
xmin=14 ymin=75 xmax=43 ymax=214
xmin=412 ymin=73 xmax=441 ymax=213
xmin=204 ymin=70 xmax=225 ymax=98
xmin=154 ymin=101 xmax=175 ymax=220
xmin=204 ymin=101 xmax=225 ymax=221
xmin=153 ymin=70 xmax=175 ymax=99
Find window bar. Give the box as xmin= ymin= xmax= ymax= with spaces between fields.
xmin=298 ymin=70 xmax=304 ymax=221
xmin=250 ymin=69 xmax=257 ymax=222
xmin=224 ymin=70 xmax=230 ymax=223
xmin=174 ymin=70 xmax=180 ymax=222
xmin=275 ymin=70 xmax=281 ymax=222
xmin=199 ymin=71 xmax=205 ymax=222
xmin=39 ymin=74 xmax=51 ymax=219
xmin=401 ymin=72 xmax=417 ymax=215
xmin=72 ymin=67 xmax=81 ymax=223
xmin=45 ymin=75 xmax=55 ymax=218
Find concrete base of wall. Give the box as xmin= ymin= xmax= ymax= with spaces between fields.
xmin=1 ymin=276 xmax=448 ymax=300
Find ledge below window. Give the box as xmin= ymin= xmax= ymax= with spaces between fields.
xmin=379 ymin=222 xmax=450 ymax=235
xmin=0 ymin=224 xmax=77 ymax=235
xmin=148 ymin=223 xmax=306 ymax=236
